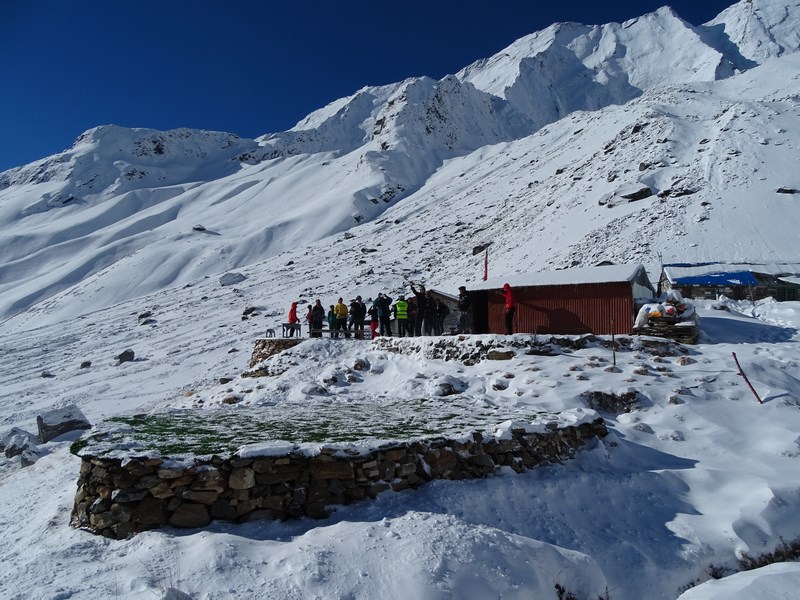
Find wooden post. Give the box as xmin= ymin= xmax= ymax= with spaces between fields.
xmin=611 ymin=318 xmax=616 ymax=367
xmin=732 ymin=352 xmax=763 ymax=404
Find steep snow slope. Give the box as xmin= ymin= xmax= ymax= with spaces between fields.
xmin=2 ymin=52 xmax=799 ymax=332
xmin=1 ymin=214 xmax=800 ymax=599
xmin=705 ymin=0 xmax=800 ymax=64
xmin=0 ymin=0 xmax=798 ymax=327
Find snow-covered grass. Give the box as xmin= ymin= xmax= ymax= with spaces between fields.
xmin=82 ymin=396 xmax=549 ymax=457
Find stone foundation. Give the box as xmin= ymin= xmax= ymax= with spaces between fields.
xmin=250 ymin=337 xmax=305 ymax=366
xmin=71 ymin=418 xmax=607 ymax=539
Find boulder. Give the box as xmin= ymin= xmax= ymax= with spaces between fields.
xmin=219 ymin=272 xmax=246 ymax=287
xmin=132 ymin=497 xmax=169 ymax=529
xmin=619 ymin=185 xmax=653 ymax=201
xmin=487 ymin=349 xmax=515 ymax=360
xmin=20 ymin=447 xmax=46 ymax=467
xmin=36 ymin=404 xmax=91 ymax=443
xmin=1 ymin=427 xmax=38 ymax=458
xmin=229 ymin=467 xmax=255 ymax=489
xmin=116 ymin=349 xmax=135 ymax=363
xmin=169 ymin=503 xmax=210 ymax=528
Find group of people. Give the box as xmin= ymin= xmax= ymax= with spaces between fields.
xmin=285 ymin=281 xmax=517 ymax=338
xmin=285 ymin=283 xmax=469 ymax=339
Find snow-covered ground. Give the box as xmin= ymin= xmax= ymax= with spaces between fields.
xmin=1 ymin=262 xmax=800 ymax=599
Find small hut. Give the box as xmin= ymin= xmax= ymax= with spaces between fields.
xmin=468 ymin=264 xmax=655 ymax=335
xmin=660 ymin=262 xmax=800 ymax=302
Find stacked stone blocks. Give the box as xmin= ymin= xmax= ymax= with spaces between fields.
xmin=72 ymin=418 xmax=607 ymax=539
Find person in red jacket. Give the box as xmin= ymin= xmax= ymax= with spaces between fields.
xmin=502 ymin=283 xmax=516 ymax=335
xmin=287 ymin=301 xmax=300 ymax=337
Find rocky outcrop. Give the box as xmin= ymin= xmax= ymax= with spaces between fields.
xmin=37 ymin=404 xmax=91 ymax=443
xmin=71 ymin=418 xmax=607 ymax=539
xmin=246 ymin=338 xmax=305 ymax=370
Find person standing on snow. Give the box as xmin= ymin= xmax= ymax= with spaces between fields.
xmin=502 ymin=283 xmax=516 ymax=335
xmin=349 ymin=296 xmax=367 ymax=339
xmin=393 ymin=295 xmax=409 ymax=337
xmin=305 ymin=304 xmax=313 ymax=336
xmin=368 ymin=300 xmax=379 ymax=338
xmin=406 ymin=299 xmax=417 ymax=336
xmin=423 ymin=290 xmax=438 ymax=336
xmin=375 ymin=293 xmax=393 ymax=336
xmin=287 ymin=301 xmax=300 ymax=337
xmin=334 ymin=297 xmax=350 ymax=338
xmin=410 ymin=282 xmax=427 ymax=336
xmin=327 ymin=305 xmax=337 ymax=338
xmin=311 ymin=299 xmax=326 ymax=337
xmin=457 ymin=286 xmax=472 ymax=334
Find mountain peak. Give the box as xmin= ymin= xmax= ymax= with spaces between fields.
xmin=704 ymin=0 xmax=800 ymax=63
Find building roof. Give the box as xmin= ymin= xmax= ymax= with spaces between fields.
xmin=427 ymin=289 xmax=458 ymax=301
xmin=470 ymin=263 xmax=650 ymax=291
xmin=663 ymin=263 xmax=800 ymax=286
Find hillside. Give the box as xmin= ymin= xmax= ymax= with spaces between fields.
xmin=1 ymin=0 xmax=800 ymax=328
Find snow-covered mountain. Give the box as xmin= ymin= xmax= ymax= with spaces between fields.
xmin=1 ymin=0 xmax=799 ymax=328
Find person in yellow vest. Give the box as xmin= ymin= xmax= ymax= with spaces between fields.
xmin=393 ymin=295 xmax=409 ymax=337
xmin=334 ymin=297 xmax=350 ymax=338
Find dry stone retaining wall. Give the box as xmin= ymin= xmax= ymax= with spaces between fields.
xmin=247 ymin=338 xmax=304 ymax=366
xmin=72 ymin=419 xmax=607 ymax=539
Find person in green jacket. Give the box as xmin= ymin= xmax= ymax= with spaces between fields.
xmin=393 ymin=295 xmax=409 ymax=337
xmin=327 ymin=305 xmax=336 ymax=338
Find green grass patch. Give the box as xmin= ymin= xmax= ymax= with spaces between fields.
xmin=79 ymin=397 xmax=548 ymax=458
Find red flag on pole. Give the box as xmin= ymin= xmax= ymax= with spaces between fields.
xmin=483 ymin=248 xmax=488 ymax=281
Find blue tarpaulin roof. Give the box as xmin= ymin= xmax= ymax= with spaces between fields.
xmin=669 ymin=271 xmax=759 ymax=286
xmin=663 ymin=262 xmax=800 ymax=286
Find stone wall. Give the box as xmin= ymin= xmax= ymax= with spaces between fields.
xmin=72 ymin=419 xmax=607 ymax=539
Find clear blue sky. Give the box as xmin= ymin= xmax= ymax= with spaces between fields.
xmin=0 ymin=0 xmax=737 ymax=172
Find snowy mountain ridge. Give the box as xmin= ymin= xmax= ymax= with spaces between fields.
xmin=1 ymin=0 xmax=799 ymax=329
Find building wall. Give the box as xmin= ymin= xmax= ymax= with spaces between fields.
xmin=485 ymin=282 xmax=635 ymax=335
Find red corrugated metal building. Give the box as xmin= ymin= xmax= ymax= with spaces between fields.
xmin=468 ymin=264 xmax=655 ymax=335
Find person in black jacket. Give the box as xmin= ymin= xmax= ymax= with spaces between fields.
xmin=311 ymin=299 xmax=326 ymax=337
xmin=349 ymin=296 xmax=366 ymax=339
xmin=375 ymin=293 xmax=393 ymax=336
xmin=457 ymin=286 xmax=472 ymax=334
xmin=423 ymin=291 xmax=438 ymax=335
xmin=410 ymin=282 xmax=427 ymax=336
